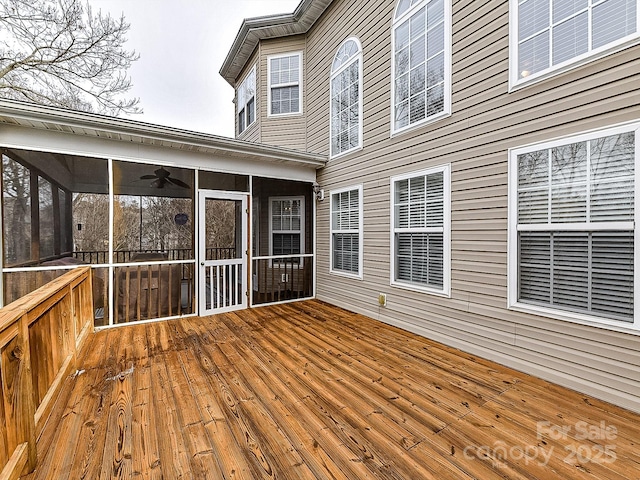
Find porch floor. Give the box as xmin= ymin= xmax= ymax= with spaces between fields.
xmin=23 ymin=301 xmax=640 ymax=479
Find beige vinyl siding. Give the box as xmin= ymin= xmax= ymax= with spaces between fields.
xmin=235 ymin=49 xmax=261 ymax=143
xmin=301 ymin=0 xmax=640 ymax=413
xmin=259 ymin=36 xmax=308 ymax=151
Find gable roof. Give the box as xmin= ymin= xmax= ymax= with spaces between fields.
xmin=219 ymin=0 xmax=334 ymax=86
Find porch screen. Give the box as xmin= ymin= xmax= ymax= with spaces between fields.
xmin=516 ymin=132 xmax=635 ymax=321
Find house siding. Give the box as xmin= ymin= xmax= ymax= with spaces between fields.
xmin=259 ymin=36 xmax=308 ymax=152
xmin=231 ymin=0 xmax=640 ymax=413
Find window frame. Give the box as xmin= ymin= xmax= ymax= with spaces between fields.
xmin=390 ymin=165 xmax=451 ymax=296
xmin=330 ymin=185 xmax=364 ymax=279
xmin=330 ymin=38 xmax=363 ymax=159
xmin=508 ymin=122 xmax=640 ymax=333
xmin=509 ymin=0 xmax=640 ymax=90
xmin=268 ymin=196 xmax=305 ymax=258
xmin=390 ymin=0 xmax=452 ymax=136
xmin=267 ymin=52 xmax=303 ymax=117
xmin=237 ymin=65 xmax=256 ymax=135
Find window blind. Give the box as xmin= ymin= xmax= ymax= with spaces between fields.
xmin=517 ymin=132 xmax=635 ymax=322
xmin=331 ymin=188 xmax=361 ymax=275
xmin=394 ymin=170 xmax=445 ymax=289
xmin=517 ymin=0 xmax=637 ymax=79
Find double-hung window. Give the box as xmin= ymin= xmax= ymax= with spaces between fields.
xmin=330 ymin=38 xmax=363 ymax=158
xmin=391 ymin=165 xmax=451 ymax=295
xmin=237 ymin=66 xmax=256 ymax=135
xmin=270 ymin=197 xmax=304 ymax=258
xmin=392 ymin=0 xmax=451 ymax=133
xmin=268 ymin=52 xmax=302 ymax=116
xmin=511 ymin=0 xmax=640 ymax=86
xmin=510 ymin=125 xmax=639 ymax=329
xmin=330 ymin=186 xmax=363 ymax=278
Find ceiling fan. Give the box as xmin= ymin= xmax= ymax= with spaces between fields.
xmin=140 ymin=167 xmax=190 ymax=189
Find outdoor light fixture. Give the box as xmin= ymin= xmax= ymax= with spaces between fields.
xmin=313 ymin=182 xmax=325 ymax=201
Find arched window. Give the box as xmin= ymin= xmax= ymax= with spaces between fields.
xmin=392 ymin=0 xmax=450 ymax=133
xmin=330 ymin=38 xmax=362 ymax=158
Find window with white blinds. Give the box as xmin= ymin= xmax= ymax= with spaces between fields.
xmin=392 ymin=0 xmax=450 ymax=133
xmin=330 ymin=38 xmax=362 ymax=158
xmin=330 ymin=186 xmax=363 ymax=277
xmin=391 ymin=166 xmax=450 ymax=294
xmin=512 ymin=0 xmax=639 ymax=85
xmin=512 ymin=128 xmax=637 ymax=325
xmin=268 ymin=53 xmax=302 ymax=116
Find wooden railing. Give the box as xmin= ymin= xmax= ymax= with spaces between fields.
xmin=72 ymin=247 xmax=236 ymax=264
xmin=0 ymin=267 xmax=93 ymax=479
xmin=252 ymin=255 xmax=314 ymax=305
xmin=114 ymin=262 xmax=194 ymax=324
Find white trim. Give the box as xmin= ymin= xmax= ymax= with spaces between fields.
xmin=108 ymin=158 xmax=114 ymax=326
xmin=329 ymin=184 xmax=364 ymax=279
xmin=508 ymin=0 xmax=640 ymax=91
xmin=267 ymin=51 xmax=304 ymax=117
xmin=253 ymin=253 xmax=313 ymax=261
xmin=198 ymin=190 xmax=249 ymax=316
xmin=251 ymin=295 xmax=315 ymax=309
xmin=507 ymin=122 xmax=640 ymax=331
xmin=390 ymin=165 xmax=451 ymax=296
xmin=313 ymin=186 xmax=317 ymax=299
xmin=329 ymin=38 xmax=364 ymax=159
xmin=268 ymin=196 xmax=306 ymax=258
xmin=390 ymin=0 xmax=452 ymax=136
xmin=96 ymin=312 xmax=199 ymax=331
xmin=0 ymin=155 xmax=4 ymax=308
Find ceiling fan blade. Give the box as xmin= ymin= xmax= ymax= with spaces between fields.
xmin=167 ymin=177 xmax=190 ymax=189
xmin=140 ymin=174 xmax=156 ymax=180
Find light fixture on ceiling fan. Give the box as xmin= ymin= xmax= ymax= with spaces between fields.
xmin=140 ymin=167 xmax=190 ymax=189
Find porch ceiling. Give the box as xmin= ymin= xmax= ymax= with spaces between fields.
xmin=0 ymin=99 xmax=327 ymax=170
xmin=26 ymin=300 xmax=640 ymax=479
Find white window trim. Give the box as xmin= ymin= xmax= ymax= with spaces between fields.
xmin=330 ymin=38 xmax=364 ymax=160
xmin=237 ymin=64 xmax=256 ymax=135
xmin=267 ymin=51 xmax=303 ymax=117
xmin=268 ymin=196 xmax=305 ymax=261
xmin=507 ymin=122 xmax=640 ymax=334
xmin=390 ymin=165 xmax=451 ymax=296
xmin=390 ymin=0 xmax=452 ymax=137
xmin=330 ymin=185 xmax=364 ymax=279
xmin=508 ymin=0 xmax=640 ymax=91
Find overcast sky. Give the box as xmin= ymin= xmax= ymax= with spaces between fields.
xmin=88 ymin=0 xmax=301 ymax=138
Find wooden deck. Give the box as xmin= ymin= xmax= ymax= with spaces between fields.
xmin=22 ymin=300 xmax=640 ymax=479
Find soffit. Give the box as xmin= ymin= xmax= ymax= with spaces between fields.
xmin=0 ymin=100 xmax=326 ymax=169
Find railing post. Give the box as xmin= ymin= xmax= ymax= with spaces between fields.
xmin=17 ymin=314 xmax=37 ymax=473
xmin=0 ymin=312 xmax=36 ymax=474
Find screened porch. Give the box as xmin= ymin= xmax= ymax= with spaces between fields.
xmin=1 ymin=147 xmax=316 ymax=328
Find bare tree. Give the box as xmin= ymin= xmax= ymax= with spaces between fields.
xmin=0 ymin=0 xmax=140 ymax=115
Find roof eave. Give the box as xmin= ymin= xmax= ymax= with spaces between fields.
xmin=0 ymin=99 xmax=327 ymax=169
xmin=219 ymin=0 xmax=334 ymax=85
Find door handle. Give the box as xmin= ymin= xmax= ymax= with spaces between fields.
xmin=200 ymin=262 xmax=205 ymax=266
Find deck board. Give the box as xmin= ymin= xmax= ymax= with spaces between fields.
xmin=22 ymin=300 xmax=640 ymax=479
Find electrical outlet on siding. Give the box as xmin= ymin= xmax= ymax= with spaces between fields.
xmin=378 ymin=293 xmax=387 ymax=307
